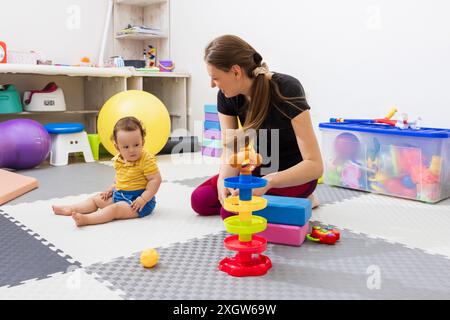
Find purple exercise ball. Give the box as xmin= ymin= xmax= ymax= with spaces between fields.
xmin=0 ymin=119 xmax=51 ymax=170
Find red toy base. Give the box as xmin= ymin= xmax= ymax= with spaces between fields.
xmin=220 ymin=235 xmax=272 ymax=277
xmin=219 ymin=254 xmax=272 ymax=277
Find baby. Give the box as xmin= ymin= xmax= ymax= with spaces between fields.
xmin=52 ymin=116 xmax=162 ymax=227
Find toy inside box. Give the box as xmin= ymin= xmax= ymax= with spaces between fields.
xmin=319 ymin=121 xmax=450 ymax=203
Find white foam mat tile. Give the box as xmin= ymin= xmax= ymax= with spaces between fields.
xmin=0 ymin=269 xmax=124 ymax=300
xmin=312 ymin=195 xmax=450 ymax=258
xmin=157 ymin=153 xmax=220 ymax=182
xmin=1 ymin=183 xmax=224 ymax=266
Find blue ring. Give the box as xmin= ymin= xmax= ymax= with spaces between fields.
xmin=224 ymin=176 xmax=267 ymax=189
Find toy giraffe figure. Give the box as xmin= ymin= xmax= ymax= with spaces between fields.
xmin=229 ymin=145 xmax=262 ymax=176
xmin=226 ymin=144 xmax=263 ymax=228
xmin=219 ymin=137 xmax=272 ymax=277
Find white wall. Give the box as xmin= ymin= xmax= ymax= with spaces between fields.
xmin=1 ymin=0 xmax=450 ymax=132
xmin=0 ymin=0 xmax=112 ymax=65
xmin=170 ymin=0 xmax=450 ymax=131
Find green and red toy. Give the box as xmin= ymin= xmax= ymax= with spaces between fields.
xmin=306 ymin=226 xmax=340 ymax=245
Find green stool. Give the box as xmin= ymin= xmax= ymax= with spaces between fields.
xmin=88 ymin=134 xmax=112 ymax=160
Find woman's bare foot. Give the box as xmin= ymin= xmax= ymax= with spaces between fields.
xmin=52 ymin=205 xmax=73 ymax=216
xmin=308 ymin=194 xmax=320 ymax=209
xmin=72 ymin=212 xmax=88 ymax=227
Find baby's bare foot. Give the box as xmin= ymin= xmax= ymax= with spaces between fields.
xmin=308 ymin=194 xmax=320 ymax=209
xmin=72 ymin=212 xmax=87 ymax=227
xmin=52 ymin=205 xmax=73 ymax=216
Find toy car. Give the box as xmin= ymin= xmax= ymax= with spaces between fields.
xmin=306 ymin=226 xmax=340 ymax=245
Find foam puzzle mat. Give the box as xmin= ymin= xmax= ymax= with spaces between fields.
xmin=0 ymin=210 xmax=80 ymax=288
xmin=1 ymin=153 xmax=449 ymax=300
xmin=85 ymin=229 xmax=450 ymax=300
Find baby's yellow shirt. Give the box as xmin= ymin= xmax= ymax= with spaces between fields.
xmin=112 ymin=149 xmax=159 ymax=191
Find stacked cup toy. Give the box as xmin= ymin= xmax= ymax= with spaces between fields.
xmin=219 ymin=142 xmax=272 ymax=277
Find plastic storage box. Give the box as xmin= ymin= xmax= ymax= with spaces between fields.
xmin=0 ymin=84 xmax=22 ymax=113
xmin=319 ymin=122 xmax=450 ymax=203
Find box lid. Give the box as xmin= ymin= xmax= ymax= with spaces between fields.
xmin=319 ymin=122 xmax=450 ymax=138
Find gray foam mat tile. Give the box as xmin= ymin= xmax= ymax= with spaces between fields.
xmin=0 ymin=210 xmax=81 ymax=288
xmin=85 ymin=227 xmax=450 ymax=300
xmin=9 ymin=162 xmax=115 ymax=205
xmin=315 ymin=184 xmax=369 ymax=205
xmin=172 ymin=176 xmax=212 ymax=188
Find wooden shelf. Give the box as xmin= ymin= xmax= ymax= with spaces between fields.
xmin=2 ymin=110 xmax=99 ymax=115
xmin=115 ymin=0 xmax=167 ymax=6
xmin=0 ymin=64 xmax=189 ymax=78
xmin=0 ymin=64 xmax=132 ymax=78
xmin=115 ymin=33 xmax=167 ymax=40
xmin=1 ymin=1 xmax=189 ymax=135
xmin=135 ymin=71 xmax=189 ymax=78
xmin=113 ymin=0 xmax=170 ymax=60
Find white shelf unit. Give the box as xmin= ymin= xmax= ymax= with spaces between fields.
xmin=113 ymin=0 xmax=170 ymax=62
xmin=0 ymin=64 xmax=190 ymax=135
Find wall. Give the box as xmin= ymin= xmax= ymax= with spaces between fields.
xmin=0 ymin=0 xmax=112 ymax=65
xmin=170 ymin=0 xmax=450 ymax=132
xmin=1 ymin=0 xmax=450 ymax=134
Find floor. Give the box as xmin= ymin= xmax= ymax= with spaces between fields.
xmin=1 ymin=152 xmax=450 ymax=300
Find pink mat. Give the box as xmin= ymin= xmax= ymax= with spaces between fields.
xmin=257 ymin=222 xmax=309 ymax=246
xmin=0 ymin=169 xmax=38 ymax=205
xmin=201 ymin=147 xmax=222 ymax=158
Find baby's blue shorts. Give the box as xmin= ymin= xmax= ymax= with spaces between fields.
xmin=113 ymin=189 xmax=156 ymax=218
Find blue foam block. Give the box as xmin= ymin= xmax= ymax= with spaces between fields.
xmin=254 ymin=195 xmax=312 ymax=226
xmin=204 ymin=120 xmax=221 ymax=130
xmin=204 ymin=104 xmax=218 ymax=114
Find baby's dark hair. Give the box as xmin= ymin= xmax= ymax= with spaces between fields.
xmin=111 ymin=116 xmax=146 ymax=142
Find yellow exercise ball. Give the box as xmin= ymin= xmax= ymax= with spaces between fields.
xmin=140 ymin=248 xmax=159 ymax=268
xmin=98 ymin=90 xmax=171 ymax=156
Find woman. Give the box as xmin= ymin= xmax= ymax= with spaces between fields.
xmin=192 ymin=35 xmax=323 ymax=219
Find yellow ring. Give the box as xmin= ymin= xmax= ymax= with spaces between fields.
xmin=223 ymin=196 xmax=267 ymax=213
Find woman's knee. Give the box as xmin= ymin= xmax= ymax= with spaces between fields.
xmin=220 ymin=207 xmax=236 ymax=220
xmin=191 ymin=186 xmax=220 ymax=216
xmin=304 ymin=179 xmax=318 ymax=198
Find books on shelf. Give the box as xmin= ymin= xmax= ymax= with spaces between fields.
xmin=117 ymin=24 xmax=164 ymax=37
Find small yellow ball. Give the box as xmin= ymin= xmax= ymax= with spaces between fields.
xmin=140 ymin=249 xmax=159 ymax=268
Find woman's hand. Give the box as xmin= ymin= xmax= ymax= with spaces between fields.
xmin=131 ymin=196 xmax=147 ymax=213
xmin=217 ymin=178 xmax=239 ymax=206
xmin=252 ymin=173 xmax=276 ymax=197
xmin=219 ymin=173 xmax=276 ymax=202
xmin=100 ymin=190 xmax=113 ymax=201
xmin=217 ymin=178 xmax=228 ymax=206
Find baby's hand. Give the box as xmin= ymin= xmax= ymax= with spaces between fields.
xmin=100 ymin=190 xmax=113 ymax=201
xmin=131 ymin=196 xmax=147 ymax=213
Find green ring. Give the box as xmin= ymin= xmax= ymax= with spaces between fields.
xmin=224 ymin=215 xmax=267 ymax=235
